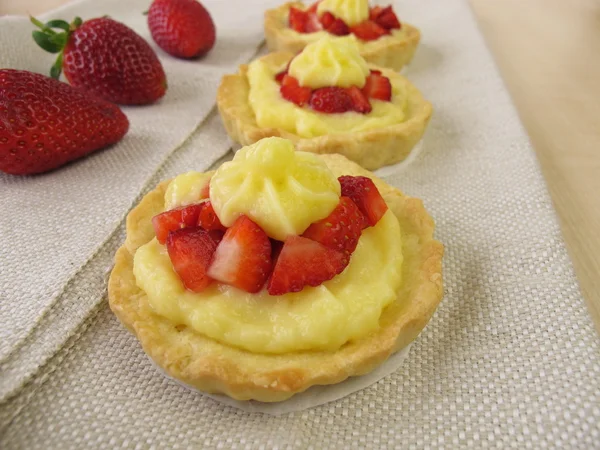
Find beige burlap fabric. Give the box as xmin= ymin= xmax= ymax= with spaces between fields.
xmin=1 ymin=0 xmax=599 ymax=448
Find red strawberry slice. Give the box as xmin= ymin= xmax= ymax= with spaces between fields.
xmin=374 ymin=6 xmax=401 ymax=30
xmin=369 ymin=6 xmax=384 ymax=21
xmin=319 ymin=11 xmax=335 ymax=28
xmin=309 ymin=87 xmax=353 ymax=113
xmin=302 ymin=196 xmax=367 ymax=253
xmin=275 ymin=70 xmax=287 ymax=83
xmin=350 ymin=20 xmax=388 ymax=41
xmin=152 ymin=203 xmax=204 ymax=244
xmin=207 ymin=216 xmax=272 ymax=293
xmin=305 ymin=12 xmax=323 ymax=32
xmin=326 ymin=17 xmax=350 ymax=36
xmin=370 ymin=69 xmax=382 ymax=76
xmin=197 ymin=201 xmax=227 ymax=232
xmin=346 ymin=85 xmax=372 ymax=114
xmin=289 ymin=7 xmax=308 ymax=32
xmin=200 ymin=179 xmax=211 ymax=199
xmin=166 ymin=227 xmax=221 ymax=292
xmin=362 ymin=73 xmax=392 ymax=101
xmin=280 ymin=75 xmax=312 ymax=106
xmin=267 ymin=236 xmax=349 ymax=295
xmin=339 ymin=176 xmax=388 ymax=226
xmin=307 ymin=1 xmax=320 ymax=14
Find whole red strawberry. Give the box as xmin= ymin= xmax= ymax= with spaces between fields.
xmin=31 ymin=16 xmax=167 ymax=105
xmin=147 ymin=0 xmax=216 ymax=59
xmin=0 ymin=70 xmax=129 ymax=176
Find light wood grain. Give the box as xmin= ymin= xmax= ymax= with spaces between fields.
xmin=2 ymin=0 xmax=599 ymax=333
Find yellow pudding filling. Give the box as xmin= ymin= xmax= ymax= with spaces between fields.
xmin=164 ymin=171 xmax=212 ymax=210
xmin=131 ymin=138 xmax=405 ymax=354
xmin=209 ymin=138 xmax=340 ymax=240
xmin=133 ymin=210 xmax=403 ymax=354
xmin=317 ymin=0 xmax=369 ymax=26
xmin=247 ymin=38 xmax=408 ymax=139
xmin=288 ymin=36 xmax=369 ymax=89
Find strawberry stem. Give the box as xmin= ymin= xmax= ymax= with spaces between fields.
xmin=30 ymin=16 xmax=82 ymax=79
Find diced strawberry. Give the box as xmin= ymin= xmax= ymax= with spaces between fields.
xmin=197 ymin=201 xmax=227 ymax=232
xmin=289 ymin=7 xmax=308 ymax=32
xmin=362 ymin=73 xmax=392 ymax=101
xmin=374 ymin=6 xmax=401 ymax=30
xmin=309 ymin=87 xmax=353 ymax=113
xmin=207 ymin=216 xmax=272 ymax=293
xmin=369 ymin=5 xmax=385 ymax=21
xmin=166 ymin=227 xmax=220 ymax=292
xmin=338 ymin=176 xmax=388 ymax=226
xmin=370 ymin=69 xmax=382 ymax=76
xmin=267 ymin=236 xmax=349 ymax=295
xmin=326 ymin=17 xmax=350 ymax=36
xmin=275 ymin=70 xmax=287 ymax=83
xmin=307 ymin=1 xmax=320 ymax=14
xmin=280 ymin=75 xmax=312 ymax=106
xmin=152 ymin=203 xmax=204 ymax=244
xmin=346 ymin=85 xmax=372 ymax=114
xmin=350 ymin=20 xmax=388 ymax=41
xmin=319 ymin=11 xmax=335 ymax=28
xmin=305 ymin=12 xmax=323 ymax=33
xmin=302 ymin=196 xmax=367 ymax=254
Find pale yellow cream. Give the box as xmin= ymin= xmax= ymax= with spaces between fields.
xmin=247 ymin=57 xmax=408 ymax=138
xmin=164 ymin=171 xmax=212 ymax=210
xmin=209 ymin=138 xmax=340 ymax=241
xmin=317 ymin=0 xmax=369 ymax=26
xmin=288 ymin=36 xmax=369 ymax=89
xmin=133 ymin=210 xmax=403 ymax=354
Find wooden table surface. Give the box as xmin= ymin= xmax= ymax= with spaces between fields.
xmin=2 ymin=0 xmax=599 ymax=334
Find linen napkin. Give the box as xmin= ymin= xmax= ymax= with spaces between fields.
xmin=0 ymin=0 xmax=280 ymax=400
xmin=1 ymin=0 xmax=599 ymax=448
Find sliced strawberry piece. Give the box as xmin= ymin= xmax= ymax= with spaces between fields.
xmin=207 ymin=216 xmax=272 ymax=293
xmin=309 ymin=87 xmax=353 ymax=113
xmin=267 ymin=236 xmax=349 ymax=295
xmin=362 ymin=73 xmax=392 ymax=101
xmin=275 ymin=70 xmax=287 ymax=83
xmin=326 ymin=17 xmax=350 ymax=36
xmin=275 ymin=60 xmax=292 ymax=83
xmin=152 ymin=203 xmax=204 ymax=244
xmin=339 ymin=176 xmax=388 ymax=226
xmin=302 ymin=196 xmax=367 ymax=253
xmin=289 ymin=7 xmax=308 ymax=32
xmin=166 ymin=227 xmax=220 ymax=292
xmin=346 ymin=85 xmax=372 ymax=114
xmin=307 ymin=1 xmax=320 ymax=14
xmin=369 ymin=6 xmax=385 ymax=21
xmin=374 ymin=6 xmax=401 ymax=30
xmin=197 ymin=201 xmax=227 ymax=232
xmin=280 ymin=74 xmax=312 ymax=106
xmin=350 ymin=20 xmax=388 ymax=41
xmin=319 ymin=11 xmax=335 ymax=28
xmin=305 ymin=12 xmax=323 ymax=33
xmin=370 ymin=69 xmax=382 ymax=76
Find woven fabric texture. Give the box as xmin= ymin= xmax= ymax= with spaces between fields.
xmin=1 ymin=0 xmax=599 ymax=448
xmin=0 ymin=0 xmax=279 ymax=401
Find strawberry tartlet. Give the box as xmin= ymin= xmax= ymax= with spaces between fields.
xmin=265 ymin=0 xmax=420 ymax=71
xmin=217 ymin=36 xmax=432 ymax=170
xmin=108 ymin=137 xmax=443 ymax=402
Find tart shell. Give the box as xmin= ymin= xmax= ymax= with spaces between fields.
xmin=108 ymin=154 xmax=443 ymax=402
xmin=264 ymin=2 xmax=421 ymax=72
xmin=217 ymin=52 xmax=433 ymax=171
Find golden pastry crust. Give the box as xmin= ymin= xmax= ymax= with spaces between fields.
xmin=264 ymin=2 xmax=421 ymax=72
xmin=217 ymin=52 xmax=432 ymax=171
xmin=108 ymin=154 xmax=443 ymax=402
